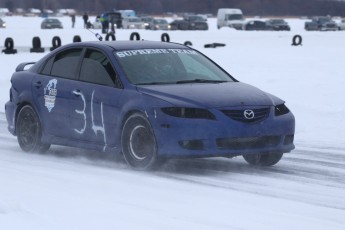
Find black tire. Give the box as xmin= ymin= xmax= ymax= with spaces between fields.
xmin=52 ymin=36 xmax=61 ymax=47
xmin=161 ymin=33 xmax=170 ymax=42
xmin=292 ymin=35 xmax=302 ymax=46
xmin=50 ymin=36 xmax=61 ymax=51
xmin=243 ymin=153 xmax=283 ymax=166
xmin=32 ymin=36 xmax=41 ymax=49
xmin=73 ymin=35 xmax=81 ymax=43
xmin=105 ymin=33 xmax=116 ymax=41
xmin=121 ymin=113 xmax=159 ymax=169
xmin=4 ymin=37 xmax=14 ymax=50
xmin=16 ymin=105 xmax=50 ymax=153
xmin=184 ymin=41 xmax=193 ymax=46
xmin=130 ymin=32 xmax=140 ymax=41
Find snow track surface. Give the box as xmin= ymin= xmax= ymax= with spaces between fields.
xmin=1 ymin=15 xmax=345 ymax=229
xmin=1 ymin=113 xmax=344 ymax=230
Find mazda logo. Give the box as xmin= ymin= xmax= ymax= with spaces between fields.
xmin=244 ymin=110 xmax=255 ymax=119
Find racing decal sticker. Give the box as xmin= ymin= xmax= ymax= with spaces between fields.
xmin=116 ymin=49 xmax=198 ymax=58
xmin=44 ymin=79 xmax=58 ymax=112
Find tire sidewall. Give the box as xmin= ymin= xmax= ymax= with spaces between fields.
xmin=243 ymin=152 xmax=283 ymax=166
xmin=5 ymin=37 xmax=14 ymax=50
xmin=16 ymin=105 xmax=42 ymax=152
xmin=121 ymin=113 xmax=157 ymax=169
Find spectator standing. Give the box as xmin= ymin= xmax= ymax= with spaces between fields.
xmin=100 ymin=13 xmax=109 ymax=34
xmin=83 ymin=12 xmax=89 ymax=28
xmin=71 ymin=14 xmax=76 ymax=28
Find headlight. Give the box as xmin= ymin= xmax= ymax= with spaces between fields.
xmin=275 ymin=104 xmax=290 ymax=116
xmin=161 ymin=107 xmax=216 ymax=120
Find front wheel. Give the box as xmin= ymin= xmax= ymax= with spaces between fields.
xmin=16 ymin=105 xmax=50 ymax=153
xmin=121 ymin=113 xmax=159 ymax=170
xmin=243 ymin=152 xmax=283 ymax=166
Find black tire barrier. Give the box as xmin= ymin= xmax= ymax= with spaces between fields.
xmin=161 ymin=33 xmax=170 ymax=42
xmin=292 ymin=35 xmax=302 ymax=46
xmin=184 ymin=41 xmax=193 ymax=46
xmin=73 ymin=35 xmax=82 ymax=43
xmin=2 ymin=37 xmax=17 ymax=54
xmin=5 ymin=37 xmax=14 ymax=50
xmin=204 ymin=43 xmax=226 ymax=48
xmin=30 ymin=36 xmax=45 ymax=53
xmin=50 ymin=36 xmax=61 ymax=51
xmin=105 ymin=33 xmax=116 ymax=41
xmin=130 ymin=32 xmax=140 ymax=41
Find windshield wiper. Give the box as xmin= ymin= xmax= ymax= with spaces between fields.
xmin=176 ymin=79 xmax=228 ymax=84
xmin=136 ymin=81 xmax=175 ymax=85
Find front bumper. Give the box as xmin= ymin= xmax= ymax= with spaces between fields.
xmin=149 ymin=106 xmax=295 ymax=158
xmin=5 ymin=100 xmax=16 ymax=135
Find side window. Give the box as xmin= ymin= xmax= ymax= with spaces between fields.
xmin=79 ymin=49 xmax=117 ymax=87
xmin=40 ymin=56 xmax=54 ymax=75
xmin=51 ymin=48 xmax=82 ymax=79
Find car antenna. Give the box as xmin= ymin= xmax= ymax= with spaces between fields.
xmin=87 ymin=28 xmax=103 ymax=41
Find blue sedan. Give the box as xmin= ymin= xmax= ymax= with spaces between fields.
xmin=5 ymin=41 xmax=295 ymax=169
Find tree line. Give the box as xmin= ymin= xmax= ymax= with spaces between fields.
xmin=2 ymin=0 xmax=345 ymax=16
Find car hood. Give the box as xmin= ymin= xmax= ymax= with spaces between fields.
xmin=137 ymin=82 xmax=282 ymax=108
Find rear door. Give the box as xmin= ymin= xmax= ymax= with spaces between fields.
xmin=32 ymin=48 xmax=83 ymax=139
xmin=69 ymin=48 xmax=123 ymax=151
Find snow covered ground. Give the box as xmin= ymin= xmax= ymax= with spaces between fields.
xmin=0 ymin=16 xmax=345 ymax=229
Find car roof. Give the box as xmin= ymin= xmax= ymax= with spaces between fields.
xmin=66 ymin=40 xmax=187 ymax=51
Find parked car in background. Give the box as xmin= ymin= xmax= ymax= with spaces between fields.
xmin=103 ymin=11 xmax=123 ymax=29
xmin=122 ymin=17 xmax=145 ymax=29
xmin=243 ymin=20 xmax=268 ymax=31
xmin=169 ymin=19 xmax=189 ymax=30
xmin=305 ymin=16 xmax=338 ymax=31
xmin=217 ymin=8 xmax=245 ymax=30
xmin=140 ymin=16 xmax=153 ymax=29
xmin=265 ymin=19 xmax=291 ymax=31
xmin=149 ymin=18 xmax=170 ymax=30
xmin=0 ymin=18 xmax=6 ymax=28
xmin=0 ymin=7 xmax=11 ymax=16
xmin=118 ymin=9 xmax=136 ymax=18
xmin=170 ymin=15 xmax=208 ymax=30
xmin=183 ymin=14 xmax=208 ymax=30
xmin=320 ymin=22 xmax=338 ymax=31
xmin=41 ymin=18 xmax=63 ymax=29
xmin=338 ymin=19 xmax=345 ymax=30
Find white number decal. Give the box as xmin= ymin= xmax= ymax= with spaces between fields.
xmin=91 ymin=91 xmax=107 ymax=151
xmin=73 ymin=90 xmax=87 ymax=134
xmin=73 ymin=90 xmax=108 ymax=151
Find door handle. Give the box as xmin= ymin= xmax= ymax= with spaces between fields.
xmin=34 ymin=81 xmax=42 ymax=88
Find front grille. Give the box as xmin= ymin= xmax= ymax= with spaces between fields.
xmin=222 ymin=108 xmax=270 ymax=123
xmin=284 ymin=135 xmax=294 ymax=145
xmin=179 ymin=140 xmax=204 ymax=150
xmin=217 ymin=136 xmax=281 ymax=149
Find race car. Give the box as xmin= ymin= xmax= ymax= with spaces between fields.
xmin=5 ymin=40 xmax=295 ymax=169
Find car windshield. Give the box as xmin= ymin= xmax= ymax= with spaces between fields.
xmin=115 ymin=48 xmax=233 ymax=85
xmin=316 ymin=17 xmax=331 ymax=23
xmin=46 ymin=19 xmax=59 ymax=23
xmin=154 ymin=19 xmax=167 ymax=24
xmin=226 ymin=14 xmax=243 ymax=20
xmin=128 ymin=17 xmax=140 ymax=22
xmin=270 ymin=19 xmax=285 ymax=24
xmin=188 ymin=16 xmax=204 ymax=21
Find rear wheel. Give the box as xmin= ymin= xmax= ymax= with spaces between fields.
xmin=121 ymin=113 xmax=160 ymax=170
xmin=16 ymin=105 xmax=50 ymax=153
xmin=243 ymin=153 xmax=283 ymax=166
